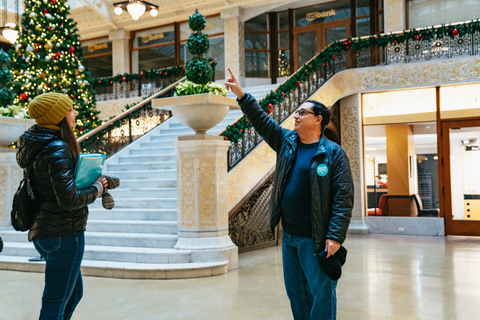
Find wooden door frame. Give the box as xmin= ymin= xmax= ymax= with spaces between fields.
xmin=440 ymin=118 xmax=480 ymax=236
xmin=292 ymin=18 xmax=351 ymax=70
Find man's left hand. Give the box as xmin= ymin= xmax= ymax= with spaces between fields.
xmin=325 ymin=239 xmax=341 ymax=258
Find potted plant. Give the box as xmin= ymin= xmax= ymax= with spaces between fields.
xmin=0 ymin=49 xmax=34 ymax=150
xmin=153 ymin=10 xmax=238 ymax=135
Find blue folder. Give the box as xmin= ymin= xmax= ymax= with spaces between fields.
xmin=74 ymin=153 xmax=106 ymax=190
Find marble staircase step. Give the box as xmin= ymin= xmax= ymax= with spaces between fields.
xmin=117 ymin=154 xmax=176 ymax=163
xmin=129 ymin=146 xmax=175 ymax=155
xmin=104 ymin=169 xmax=176 ymax=180
xmin=106 ymin=161 xmax=176 ymax=171
xmin=89 ymin=197 xmax=177 ymax=209
xmin=110 ymin=187 xmax=177 ymax=198
xmin=87 ymin=220 xmax=177 ymax=234
xmin=0 ymin=242 xmax=191 ymax=264
xmin=87 ymin=208 xmax=177 ymax=221
xmin=115 ymin=178 xmax=176 ymax=189
xmin=0 ymin=255 xmax=229 ymax=279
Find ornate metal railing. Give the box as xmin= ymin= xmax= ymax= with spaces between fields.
xmin=77 ymin=77 xmax=185 ymax=156
xmin=226 ymin=20 xmax=480 ymax=169
xmin=93 ymin=66 xmax=185 ymax=102
xmin=229 ymin=171 xmax=277 ymax=252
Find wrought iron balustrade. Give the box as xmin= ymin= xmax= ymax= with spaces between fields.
xmin=226 ymin=20 xmax=480 ymax=170
xmin=93 ymin=73 xmax=184 ymax=102
xmin=78 ymin=77 xmax=185 ymax=156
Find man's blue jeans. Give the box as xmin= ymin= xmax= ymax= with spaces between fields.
xmin=33 ymin=232 xmax=85 ymax=320
xmin=282 ymin=230 xmax=337 ymax=320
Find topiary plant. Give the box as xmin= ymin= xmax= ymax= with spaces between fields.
xmin=175 ymin=9 xmax=226 ymax=96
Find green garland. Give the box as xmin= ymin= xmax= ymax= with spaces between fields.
xmin=221 ymin=19 xmax=480 ymax=143
xmin=93 ymin=65 xmax=185 ymax=87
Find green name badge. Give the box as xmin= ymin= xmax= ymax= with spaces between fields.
xmin=316 ymin=164 xmax=328 ymax=176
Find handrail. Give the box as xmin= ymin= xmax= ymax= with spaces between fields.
xmin=77 ymin=76 xmax=186 ymax=143
xmin=223 ymin=19 xmax=480 ymax=169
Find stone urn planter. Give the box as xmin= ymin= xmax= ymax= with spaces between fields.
xmin=152 ymin=93 xmax=239 ymax=135
xmin=0 ymin=116 xmax=34 ymax=151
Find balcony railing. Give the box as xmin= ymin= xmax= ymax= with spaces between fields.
xmin=225 ymin=20 xmax=480 ymax=170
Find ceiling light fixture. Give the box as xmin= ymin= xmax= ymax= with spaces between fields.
xmin=1 ymin=0 xmax=20 ymax=44
xmin=114 ymin=0 xmax=158 ymax=20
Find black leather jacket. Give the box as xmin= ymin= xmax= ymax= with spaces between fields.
xmin=16 ymin=125 xmax=98 ymax=241
xmin=238 ymin=94 xmax=354 ymax=254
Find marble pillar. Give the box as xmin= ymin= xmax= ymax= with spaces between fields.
xmin=0 ymin=152 xmax=22 ymax=230
xmin=340 ymin=94 xmax=369 ymax=234
xmin=221 ymin=7 xmax=245 ymax=86
xmin=384 ymin=0 xmax=406 ymax=33
xmin=109 ymin=29 xmax=130 ymax=75
xmin=173 ymin=136 xmax=238 ymax=271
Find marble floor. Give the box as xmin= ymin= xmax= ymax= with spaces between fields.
xmin=1 ymin=234 xmax=480 ymax=320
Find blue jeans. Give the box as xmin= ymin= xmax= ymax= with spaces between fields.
xmin=33 ymin=232 xmax=85 ymax=320
xmin=282 ymin=230 xmax=337 ymax=320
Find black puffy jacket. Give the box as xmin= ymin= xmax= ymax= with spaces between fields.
xmin=238 ymin=94 xmax=354 ymax=254
xmin=16 ymin=125 xmax=98 ymax=241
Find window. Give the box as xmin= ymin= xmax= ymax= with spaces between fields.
xmin=407 ymin=0 xmax=480 ymax=29
xmin=245 ymin=14 xmax=270 ymax=78
xmin=356 ymin=0 xmax=371 ymax=37
xmin=131 ymin=25 xmax=175 ymax=72
xmin=81 ymin=39 xmax=112 ymax=78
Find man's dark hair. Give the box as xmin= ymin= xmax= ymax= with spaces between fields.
xmin=306 ymin=100 xmax=331 ymax=133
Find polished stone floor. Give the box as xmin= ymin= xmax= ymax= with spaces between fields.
xmin=1 ymin=234 xmax=480 ymax=320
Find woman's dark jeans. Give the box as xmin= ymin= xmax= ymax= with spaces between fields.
xmin=33 ymin=232 xmax=85 ymax=320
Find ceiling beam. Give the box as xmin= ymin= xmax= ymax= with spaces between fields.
xmin=80 ymin=0 xmax=118 ymax=29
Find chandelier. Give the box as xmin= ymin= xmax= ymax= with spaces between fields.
xmin=0 ymin=0 xmax=19 ymax=44
xmin=114 ymin=0 xmax=158 ymax=20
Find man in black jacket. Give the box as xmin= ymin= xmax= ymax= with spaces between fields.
xmin=226 ymin=68 xmax=353 ymax=320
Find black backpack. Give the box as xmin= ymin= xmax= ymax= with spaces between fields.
xmin=11 ymin=161 xmax=36 ymax=232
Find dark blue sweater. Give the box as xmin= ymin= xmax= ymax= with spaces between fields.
xmin=281 ymin=140 xmax=319 ymax=238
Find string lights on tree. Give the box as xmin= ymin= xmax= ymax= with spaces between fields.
xmin=9 ymin=0 xmax=100 ymax=135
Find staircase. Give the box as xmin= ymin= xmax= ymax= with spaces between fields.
xmin=0 ymin=84 xmax=278 ymax=279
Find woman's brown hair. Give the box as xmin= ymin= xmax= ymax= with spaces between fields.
xmin=58 ymin=117 xmax=81 ymax=161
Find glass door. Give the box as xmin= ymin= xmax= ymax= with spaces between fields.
xmin=441 ymin=119 xmax=480 ymax=236
xmin=293 ymin=19 xmax=350 ymax=71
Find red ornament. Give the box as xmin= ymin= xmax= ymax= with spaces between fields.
xmin=17 ymin=53 xmax=21 ymax=57
xmin=245 ymin=119 xmax=249 ymax=123
xmin=333 ymin=54 xmax=337 ymax=59
xmin=140 ymin=72 xmax=144 ymax=78
xmin=224 ymin=137 xmax=228 ymax=141
xmin=452 ymin=28 xmax=458 ymax=36
xmin=69 ymin=46 xmax=75 ymax=54
xmin=394 ymin=40 xmax=397 ymax=44
xmin=19 ymin=93 xmax=28 ymax=101
xmin=109 ymin=81 xmax=113 ymax=84
xmin=282 ymin=92 xmax=285 ymax=96
xmin=374 ymin=35 xmax=378 ymax=40
xmin=122 ymin=77 xmax=126 ymax=82
xmin=240 ymin=129 xmax=243 ymax=132
xmin=182 ymin=66 xmax=185 ymax=71
xmin=43 ymin=9 xmax=48 ymax=14
xmin=297 ymin=81 xmax=301 ymax=86
xmin=164 ymin=72 xmax=168 ymax=75
xmin=55 ymin=51 xmax=61 ymax=58
xmin=98 ymin=80 xmax=101 ymax=84
xmin=268 ymin=103 xmax=273 ymax=108
xmin=51 ymin=0 xmax=56 ymax=3
xmin=322 ymin=63 xmax=326 ymax=67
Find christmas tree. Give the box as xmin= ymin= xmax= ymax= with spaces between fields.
xmin=9 ymin=0 xmax=100 ymax=135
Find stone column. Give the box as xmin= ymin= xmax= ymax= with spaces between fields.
xmin=173 ymin=136 xmax=238 ymax=271
xmin=340 ymin=94 xmax=369 ymax=234
xmin=0 ymin=152 xmax=22 ymax=230
xmin=384 ymin=0 xmax=406 ymax=33
xmin=109 ymin=29 xmax=130 ymax=75
xmin=221 ymin=7 xmax=245 ymax=86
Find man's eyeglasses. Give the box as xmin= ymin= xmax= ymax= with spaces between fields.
xmin=295 ymin=109 xmax=316 ymax=117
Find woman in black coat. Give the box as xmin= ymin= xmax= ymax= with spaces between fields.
xmin=16 ymin=92 xmax=108 ymax=320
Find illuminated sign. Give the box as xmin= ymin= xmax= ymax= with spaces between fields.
xmin=306 ymin=9 xmax=336 ymax=21
xmin=142 ymin=33 xmax=165 ymax=43
xmin=87 ymin=43 xmax=109 ymax=53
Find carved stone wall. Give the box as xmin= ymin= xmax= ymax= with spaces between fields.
xmin=385 ymin=0 xmax=405 ymax=33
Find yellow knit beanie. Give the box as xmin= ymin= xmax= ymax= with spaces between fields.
xmin=28 ymin=93 xmax=73 ymax=130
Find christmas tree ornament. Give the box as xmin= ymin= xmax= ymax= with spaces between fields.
xmin=26 ymin=45 xmax=34 ymax=52
xmin=29 ymin=12 xmax=36 ymax=18
xmin=45 ymin=13 xmax=53 ymax=19
xmin=77 ymin=64 xmax=85 ymax=72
